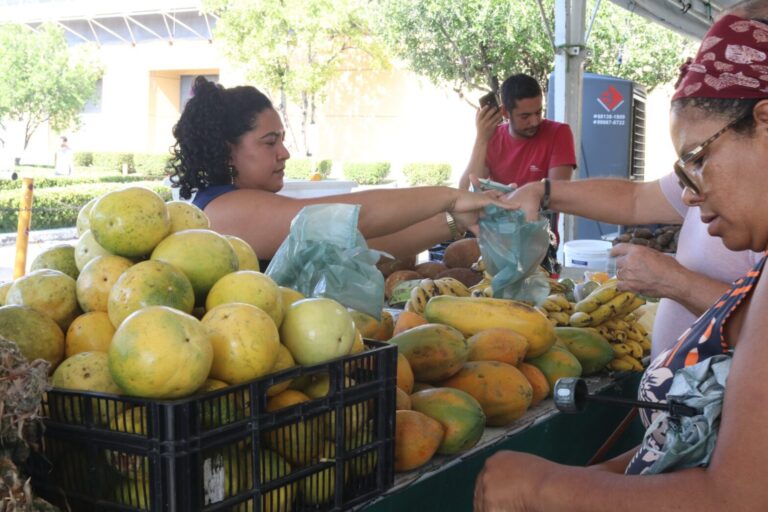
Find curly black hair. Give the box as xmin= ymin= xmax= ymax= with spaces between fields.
xmin=168 ymin=76 xmax=273 ymax=199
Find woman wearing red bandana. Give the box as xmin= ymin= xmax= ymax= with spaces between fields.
xmin=475 ymin=2 xmax=768 ymax=510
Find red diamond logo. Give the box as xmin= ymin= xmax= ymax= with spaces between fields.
xmin=598 ymin=85 xmax=624 ymax=112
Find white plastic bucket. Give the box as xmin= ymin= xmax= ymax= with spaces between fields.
xmin=563 ymin=240 xmax=612 ymax=270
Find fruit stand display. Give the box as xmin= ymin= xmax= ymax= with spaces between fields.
xmin=0 ymin=185 xmax=654 ymax=511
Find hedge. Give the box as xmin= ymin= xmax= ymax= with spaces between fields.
xmin=284 ymin=158 xmax=333 ymax=179
xmin=402 ymin=162 xmax=452 ymax=186
xmin=343 ymin=162 xmax=391 ymax=185
xmin=0 ymin=174 xmax=156 ymax=192
xmin=134 ymin=153 xmax=171 ymax=177
xmin=0 ymin=182 xmax=172 ymax=232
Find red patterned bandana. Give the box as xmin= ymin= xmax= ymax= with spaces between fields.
xmin=673 ymin=15 xmax=768 ymax=100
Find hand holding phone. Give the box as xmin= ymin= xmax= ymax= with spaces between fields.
xmin=479 ymin=91 xmax=500 ymax=110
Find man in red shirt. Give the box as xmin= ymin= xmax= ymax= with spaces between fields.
xmin=460 ymin=73 xmax=576 ymax=192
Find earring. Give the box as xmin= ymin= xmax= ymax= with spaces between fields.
xmin=228 ymin=164 xmax=235 ymax=181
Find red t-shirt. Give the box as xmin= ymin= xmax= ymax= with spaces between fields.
xmin=485 ymin=119 xmax=576 ymax=186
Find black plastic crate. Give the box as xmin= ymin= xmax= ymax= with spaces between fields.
xmin=28 ymin=341 xmax=397 ymax=511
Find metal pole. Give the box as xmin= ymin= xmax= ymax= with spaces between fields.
xmin=553 ymin=0 xmax=587 ymax=244
xmin=13 ymin=178 xmax=34 ymax=279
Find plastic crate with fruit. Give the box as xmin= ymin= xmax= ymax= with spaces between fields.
xmin=27 ymin=341 xmax=397 ymax=512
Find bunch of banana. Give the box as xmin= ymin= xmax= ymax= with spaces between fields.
xmin=596 ymin=314 xmax=652 ymax=372
xmin=404 ymin=277 xmax=472 ymax=314
xmin=568 ymin=281 xmax=645 ymax=328
xmin=539 ymin=293 xmax=573 ymax=326
xmin=470 ymin=256 xmax=486 ymax=273
xmin=469 ymin=272 xmax=494 ymax=298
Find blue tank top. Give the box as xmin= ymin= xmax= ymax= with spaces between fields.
xmin=192 ymin=185 xmax=272 ymax=271
xmin=625 ymin=252 xmax=767 ymax=474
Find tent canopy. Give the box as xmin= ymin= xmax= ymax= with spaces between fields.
xmin=608 ymin=0 xmax=745 ymax=40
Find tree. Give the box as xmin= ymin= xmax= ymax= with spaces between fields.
xmin=376 ymin=0 xmax=694 ymax=100
xmin=204 ymin=0 xmax=387 ymax=156
xmin=0 ymin=23 xmax=103 ymax=152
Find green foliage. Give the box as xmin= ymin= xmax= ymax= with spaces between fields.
xmin=284 ymin=158 xmax=314 ymax=179
xmin=376 ymin=0 xmax=552 ymax=94
xmin=317 ymin=159 xmax=333 ymax=177
xmin=74 ymin=152 xmax=93 ymax=167
xmin=0 ymin=182 xmax=172 ymax=232
xmin=402 ymin=162 xmax=451 ymax=186
xmin=133 ymin=153 xmax=171 ymax=176
xmin=284 ymin=158 xmax=334 ymax=179
xmin=376 ymin=0 xmax=693 ymax=97
xmin=584 ymin=1 xmax=695 ymax=90
xmin=0 ymin=23 xmax=103 ymax=150
xmin=91 ymin=152 xmax=135 ymax=172
xmin=343 ymin=162 xmax=391 ymax=185
xmin=0 ymin=174 xmax=153 ymax=192
xmin=205 ymin=0 xmax=387 ymax=155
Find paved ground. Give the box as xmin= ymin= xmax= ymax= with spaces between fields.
xmin=0 ymin=227 xmax=78 ymax=283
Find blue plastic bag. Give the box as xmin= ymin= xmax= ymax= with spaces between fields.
xmin=265 ymin=204 xmax=385 ymax=318
xmin=477 ymin=206 xmax=551 ymax=305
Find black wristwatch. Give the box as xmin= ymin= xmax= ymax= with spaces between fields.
xmin=540 ymin=178 xmax=551 ymax=211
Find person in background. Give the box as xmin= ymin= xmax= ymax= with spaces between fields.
xmin=168 ymin=77 xmax=511 ymax=269
xmin=54 ymin=136 xmax=74 ymax=176
xmin=459 ymin=73 xmax=576 ymax=246
xmin=475 ymin=3 xmax=768 ymax=509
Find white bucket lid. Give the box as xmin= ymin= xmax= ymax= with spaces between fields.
xmin=563 ymin=239 xmax=612 ymax=256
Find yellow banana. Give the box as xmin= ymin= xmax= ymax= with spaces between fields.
xmin=574 ymin=282 xmax=619 ymax=313
xmin=406 ymin=285 xmax=429 ymax=315
xmin=639 ymin=337 xmax=652 ymax=354
xmin=541 ymin=298 xmax=562 ymax=313
xmin=626 ymin=326 xmax=644 ymax=342
xmin=588 ymin=292 xmax=635 ymax=325
xmin=617 ymin=296 xmax=646 ymax=317
xmin=548 ymin=294 xmax=571 ymax=310
xmin=569 ymin=311 xmax=594 ymax=327
xmin=607 ymin=328 xmax=627 ymax=343
xmin=610 ymin=343 xmax=633 ymax=357
xmin=625 ymin=340 xmax=644 ymax=359
xmin=434 ymin=277 xmax=471 ymax=297
xmin=608 ymin=357 xmax=635 ymax=372
xmin=604 ymin=319 xmax=631 ymax=332
xmin=550 ymin=312 xmax=571 ymax=326
xmin=471 ymin=256 xmax=486 ymax=273
xmin=419 ymin=278 xmax=440 ymax=299
xmin=619 ymin=354 xmax=644 ymax=372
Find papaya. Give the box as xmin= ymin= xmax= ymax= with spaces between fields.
xmin=517 ymin=363 xmax=550 ymax=406
xmin=410 ymin=387 xmax=485 ymax=455
xmin=394 ymin=410 xmax=444 ymax=472
xmin=396 ymin=353 xmax=415 ymax=394
xmin=412 ymin=382 xmax=434 ymax=393
xmin=440 ymin=361 xmax=532 ymax=426
xmin=424 ymin=296 xmax=555 ymax=358
xmin=555 ymin=327 xmax=614 ymax=376
xmin=466 ymin=328 xmax=529 ymax=365
xmin=392 ymin=310 xmax=428 ymax=336
xmin=389 ymin=323 xmax=468 ymax=382
xmin=396 ymin=387 xmax=412 ymax=410
xmin=348 ymin=309 xmax=380 ymax=338
xmin=526 ymin=344 xmax=582 ymax=394
xmin=373 ymin=310 xmax=395 ymax=341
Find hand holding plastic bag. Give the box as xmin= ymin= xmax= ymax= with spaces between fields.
xmin=477 ymin=205 xmax=550 ymax=304
xmin=265 ymin=204 xmax=385 ymax=318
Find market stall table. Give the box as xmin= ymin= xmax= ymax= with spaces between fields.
xmin=361 ymin=371 xmax=644 ymax=511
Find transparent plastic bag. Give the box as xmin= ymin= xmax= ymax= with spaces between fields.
xmin=477 ymin=205 xmax=551 ymax=305
xmin=265 ymin=204 xmax=385 ymax=318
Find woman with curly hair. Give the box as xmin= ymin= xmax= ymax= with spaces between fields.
xmin=168 ymin=77 xmax=508 ymax=267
